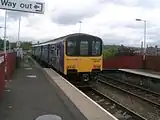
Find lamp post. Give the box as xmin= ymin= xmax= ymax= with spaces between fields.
xmin=0 ymin=26 xmax=3 ymax=39
xmin=78 ymin=21 xmax=82 ymax=33
xmin=136 ymin=19 xmax=146 ymax=60
xmin=4 ymin=10 xmax=7 ymax=55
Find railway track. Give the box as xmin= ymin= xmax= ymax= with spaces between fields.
xmin=84 ymin=88 xmax=146 ymax=120
xmin=98 ymin=74 xmax=160 ymax=108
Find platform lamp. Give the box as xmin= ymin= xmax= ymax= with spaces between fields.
xmin=136 ymin=19 xmax=147 ymax=60
xmin=0 ymin=26 xmax=3 ymax=37
xmin=136 ymin=19 xmax=147 ymax=69
xmin=78 ymin=21 xmax=82 ymax=33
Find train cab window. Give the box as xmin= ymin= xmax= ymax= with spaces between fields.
xmin=92 ymin=40 xmax=101 ymax=56
xmin=80 ymin=40 xmax=88 ymax=55
xmin=66 ymin=40 xmax=76 ymax=56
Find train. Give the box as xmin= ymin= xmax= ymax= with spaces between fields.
xmin=31 ymin=33 xmax=103 ymax=83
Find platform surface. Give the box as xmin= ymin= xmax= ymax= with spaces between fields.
xmin=0 ymin=56 xmax=87 ymax=120
xmin=119 ymin=69 xmax=160 ymax=79
xmin=45 ymin=69 xmax=118 ymax=120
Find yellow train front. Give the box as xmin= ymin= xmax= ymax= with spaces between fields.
xmin=64 ymin=33 xmax=103 ymax=82
xmin=32 ymin=33 xmax=103 ymax=83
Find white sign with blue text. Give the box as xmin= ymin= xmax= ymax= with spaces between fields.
xmin=0 ymin=0 xmax=45 ymax=14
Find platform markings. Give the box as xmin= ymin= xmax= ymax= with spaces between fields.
xmin=4 ymin=89 xmax=11 ymax=92
xmin=8 ymin=105 xmax=13 ymax=109
xmin=8 ymin=80 xmax=12 ymax=83
xmin=35 ymin=115 xmax=62 ymax=120
xmin=23 ymin=63 xmax=30 ymax=67
xmin=26 ymin=59 xmax=28 ymax=63
xmin=26 ymin=75 xmax=37 ymax=78
xmin=25 ymin=68 xmax=32 ymax=70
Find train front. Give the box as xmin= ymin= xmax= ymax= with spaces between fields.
xmin=64 ymin=34 xmax=103 ymax=82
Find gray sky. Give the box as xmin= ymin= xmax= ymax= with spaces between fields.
xmin=0 ymin=0 xmax=160 ymax=47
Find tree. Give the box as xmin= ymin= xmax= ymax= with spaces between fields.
xmin=103 ymin=48 xmax=117 ymax=59
xmin=10 ymin=41 xmax=32 ymax=50
xmin=0 ymin=38 xmax=10 ymax=51
xmin=115 ymin=45 xmax=135 ymax=56
xmin=21 ymin=41 xmax=32 ymax=50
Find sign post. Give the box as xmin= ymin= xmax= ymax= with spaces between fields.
xmin=17 ymin=16 xmax=21 ymax=45
xmin=0 ymin=0 xmax=45 ymax=53
xmin=0 ymin=0 xmax=45 ymax=76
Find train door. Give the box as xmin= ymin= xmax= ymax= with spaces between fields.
xmin=47 ymin=44 xmax=50 ymax=64
xmin=40 ymin=45 xmax=43 ymax=61
xmin=51 ymin=44 xmax=56 ymax=66
xmin=56 ymin=44 xmax=60 ymax=70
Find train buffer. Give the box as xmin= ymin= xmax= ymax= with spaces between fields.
xmin=0 ymin=55 xmax=117 ymax=120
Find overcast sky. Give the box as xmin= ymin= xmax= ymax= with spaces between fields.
xmin=0 ymin=0 xmax=160 ymax=47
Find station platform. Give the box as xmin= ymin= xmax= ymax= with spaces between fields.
xmin=119 ymin=69 xmax=160 ymax=80
xmin=0 ymin=56 xmax=117 ymax=120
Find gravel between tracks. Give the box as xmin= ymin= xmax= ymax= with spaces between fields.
xmin=92 ymin=82 xmax=160 ymax=120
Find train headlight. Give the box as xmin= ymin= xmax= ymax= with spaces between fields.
xmin=93 ymin=65 xmax=100 ymax=69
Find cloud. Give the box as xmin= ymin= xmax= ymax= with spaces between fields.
xmin=101 ymin=30 xmax=143 ymax=47
xmin=101 ymin=0 xmax=160 ymax=9
xmin=51 ymin=0 xmax=104 ymax=25
xmin=8 ymin=36 xmax=34 ymax=42
xmin=51 ymin=11 xmax=98 ymax=25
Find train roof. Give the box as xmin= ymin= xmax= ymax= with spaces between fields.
xmin=32 ymin=33 xmax=102 ymax=47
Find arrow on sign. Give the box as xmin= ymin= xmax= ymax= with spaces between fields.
xmin=35 ymin=2 xmax=43 ymax=12
xmin=34 ymin=5 xmax=40 ymax=9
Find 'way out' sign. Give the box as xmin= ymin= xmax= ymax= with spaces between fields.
xmin=0 ymin=0 xmax=45 ymax=14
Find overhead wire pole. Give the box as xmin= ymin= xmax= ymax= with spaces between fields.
xmin=17 ymin=16 xmax=21 ymax=42
xmin=0 ymin=26 xmax=3 ymax=38
xmin=16 ymin=16 xmax=22 ymax=60
xmin=3 ymin=10 xmax=7 ymax=74
xmin=143 ymin=20 xmax=146 ymax=56
xmin=4 ymin=10 xmax=7 ymax=55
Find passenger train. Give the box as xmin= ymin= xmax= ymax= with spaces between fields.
xmin=32 ymin=33 xmax=103 ymax=83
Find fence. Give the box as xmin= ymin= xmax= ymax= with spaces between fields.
xmin=103 ymin=56 xmax=143 ymax=69
xmin=0 ymin=52 xmax=16 ymax=100
xmin=0 ymin=53 xmax=5 ymax=99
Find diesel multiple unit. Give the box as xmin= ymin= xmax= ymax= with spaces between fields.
xmin=32 ymin=33 xmax=103 ymax=82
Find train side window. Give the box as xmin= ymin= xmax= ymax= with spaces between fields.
xmin=80 ymin=40 xmax=88 ymax=55
xmin=66 ymin=40 xmax=76 ymax=56
xmin=50 ymin=44 xmax=55 ymax=54
xmin=45 ymin=46 xmax=47 ymax=51
xmin=51 ymin=44 xmax=55 ymax=51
